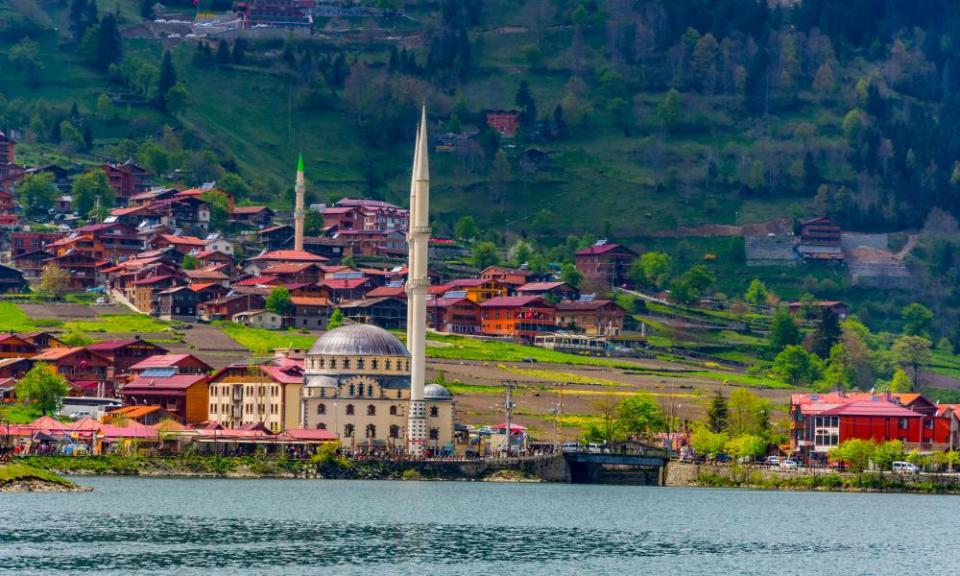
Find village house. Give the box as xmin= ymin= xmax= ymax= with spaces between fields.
xmin=109 ymin=205 xmax=162 ymax=228
xmin=790 ymin=392 xmax=955 ymax=461
xmin=230 ymin=205 xmax=275 ymax=228
xmin=0 ymin=188 xmax=14 ymax=212
xmin=43 ymin=251 xmax=101 ymax=291
xmin=320 ymin=277 xmax=375 ymax=303
xmin=151 ymin=196 xmax=211 ymax=233
xmin=17 ymin=331 xmax=67 ymax=350
xmin=554 ymin=300 xmax=625 ymax=336
xmin=0 ymin=334 xmax=37 ymax=358
xmin=234 ymin=309 xmax=284 ymax=330
xmin=103 ymin=405 xmax=179 ymax=426
xmin=207 ymin=353 xmax=304 ymax=432
xmin=797 ymin=216 xmax=844 ymax=262
xmin=786 ymin=300 xmax=850 ymax=320
xmin=102 ymin=160 xmax=152 ymax=204
xmin=427 ymin=296 xmax=481 ymax=334
xmin=340 ymin=296 xmax=408 ymax=330
xmin=574 ymin=241 xmax=638 ymax=288
xmin=33 ymin=347 xmax=113 ymax=396
xmin=288 ymin=297 xmax=332 ymax=330
xmin=259 ymin=224 xmax=294 ymax=251
xmin=0 ymin=264 xmax=26 ymax=294
xmin=128 ymin=187 xmax=178 ymax=208
xmin=484 ymin=110 xmax=521 ymax=138
xmin=201 ymin=293 xmax=266 ymax=320
xmin=158 ymin=286 xmax=200 ymax=321
xmin=438 ymin=278 xmax=508 ymax=303
xmin=517 ymin=281 xmax=580 ymax=301
xmin=128 ymin=353 xmax=213 ymax=377
xmin=480 ymin=266 xmax=533 ymax=292
xmin=85 ymin=338 xmax=169 ymax=379
xmin=133 ymin=275 xmax=180 ymax=314
xmin=9 ymin=251 xmax=51 ymax=284
xmin=0 ymin=357 xmax=36 ymax=380
xmin=479 ymin=296 xmax=556 ymax=341
xmin=121 ymin=373 xmax=209 ymax=424
xmin=10 ymin=231 xmax=62 ymax=258
xmin=150 ymin=234 xmax=207 ymax=255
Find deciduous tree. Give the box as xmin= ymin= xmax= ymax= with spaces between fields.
xmin=16 ymin=363 xmax=69 ymax=416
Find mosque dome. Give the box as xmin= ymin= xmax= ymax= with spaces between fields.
xmin=424 ymin=383 xmax=453 ymax=400
xmin=308 ymin=324 xmax=409 ymax=357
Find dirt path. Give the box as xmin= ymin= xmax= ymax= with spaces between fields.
xmin=896 ymin=234 xmax=919 ymax=260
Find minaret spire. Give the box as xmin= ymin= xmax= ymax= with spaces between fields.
xmin=406 ymin=106 xmax=430 ymax=457
xmin=294 ymin=151 xmax=305 ymax=252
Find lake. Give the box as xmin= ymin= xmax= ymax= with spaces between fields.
xmin=0 ymin=477 xmax=953 ymax=575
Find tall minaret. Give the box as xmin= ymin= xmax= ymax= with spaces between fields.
xmin=406 ymin=107 xmax=430 ymax=456
xmin=294 ymin=152 xmax=305 ymax=252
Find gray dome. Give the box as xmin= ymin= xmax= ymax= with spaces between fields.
xmin=424 ymin=383 xmax=452 ymax=400
xmin=309 ymin=324 xmax=409 ymax=357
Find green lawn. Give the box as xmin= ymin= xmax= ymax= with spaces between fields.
xmin=0 ymin=302 xmax=41 ymax=332
xmin=62 ymin=314 xmax=172 ymax=334
xmin=0 ymin=404 xmax=42 ymax=424
xmin=0 ymin=464 xmax=75 ymax=488
xmin=217 ymin=322 xmax=317 ymax=355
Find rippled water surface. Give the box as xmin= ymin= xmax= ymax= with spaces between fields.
xmin=1 ymin=477 xmax=955 ymax=575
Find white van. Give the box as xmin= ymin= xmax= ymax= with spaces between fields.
xmin=892 ymin=461 xmax=919 ymax=474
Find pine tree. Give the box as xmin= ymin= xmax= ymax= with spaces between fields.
xmin=94 ymin=13 xmax=122 ymax=72
xmin=707 ymin=390 xmax=728 ymax=433
xmin=156 ymin=51 xmax=177 ymax=110
xmin=69 ymin=0 xmax=90 ymax=42
xmin=216 ymin=39 xmax=231 ymax=64
xmin=811 ymin=308 xmax=842 ymax=359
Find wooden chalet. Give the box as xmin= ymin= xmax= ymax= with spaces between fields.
xmin=85 ymin=338 xmax=169 ymax=378
xmin=554 ymin=300 xmax=625 ymax=336
xmin=102 ymin=160 xmax=152 ymax=204
xmin=157 ymin=285 xmax=200 ymax=321
xmin=574 ymin=241 xmax=638 ymax=288
xmin=479 ymin=296 xmax=556 ymax=342
xmin=230 ymin=205 xmax=275 ymax=227
xmin=516 ymin=281 xmax=580 ymax=301
xmin=201 ymin=293 xmax=266 ymax=320
xmin=0 ymin=334 xmax=38 ymax=358
xmin=427 ymin=296 xmax=481 ymax=334
xmin=288 ymin=297 xmax=332 ymax=329
xmin=0 ymin=264 xmax=26 ymax=294
xmin=339 ymin=296 xmax=407 ymax=330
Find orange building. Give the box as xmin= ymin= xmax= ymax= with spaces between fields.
xmin=0 ymin=334 xmax=37 ymax=358
xmin=479 ymin=296 xmax=555 ymax=342
xmin=440 ymin=278 xmax=508 ymax=304
xmin=122 ymin=374 xmax=210 ymax=424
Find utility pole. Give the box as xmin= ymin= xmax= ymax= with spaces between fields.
xmin=551 ymin=382 xmax=565 ymax=452
xmin=502 ymin=381 xmax=516 ymax=457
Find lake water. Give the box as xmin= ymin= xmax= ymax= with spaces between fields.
xmin=0 ymin=477 xmax=954 ymax=575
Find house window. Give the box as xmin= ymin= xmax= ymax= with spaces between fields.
xmin=389 ymin=425 xmax=400 ymax=438
xmin=346 ymin=404 xmax=355 ymax=415
xmin=317 ymin=403 xmax=326 ymax=415
xmin=430 ymin=406 xmax=439 ymax=417
xmin=365 ymin=424 xmax=376 ymax=438
xmin=925 ymin=419 xmax=934 ymax=430
xmin=900 ymin=418 xmax=910 ymax=430
xmin=389 ymin=405 xmax=398 ymax=416
xmin=329 ymin=358 xmax=337 ymax=369
xmin=344 ymin=424 xmax=354 ymax=437
xmin=367 ymin=404 xmax=376 ymax=416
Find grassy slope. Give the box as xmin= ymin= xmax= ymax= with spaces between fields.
xmin=0 ymin=463 xmax=75 ymax=488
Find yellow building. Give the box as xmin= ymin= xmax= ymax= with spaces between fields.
xmin=301 ymin=325 xmax=455 ymax=453
xmin=206 ymin=352 xmax=304 ymax=432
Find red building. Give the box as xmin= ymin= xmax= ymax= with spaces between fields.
xmin=574 ymin=241 xmax=638 ymax=288
xmin=129 ymin=353 xmax=213 ymax=376
xmin=485 ymin=110 xmax=520 ymax=138
xmin=201 ymin=293 xmax=266 ymax=320
xmin=33 ymin=347 xmax=113 ymax=396
xmin=10 ymin=231 xmax=63 ymax=258
xmin=234 ymin=0 xmax=314 ymax=28
xmin=479 ymin=296 xmax=555 ymax=342
xmin=427 ymin=297 xmax=481 ymax=334
xmin=230 ymin=205 xmax=275 ymax=227
xmin=0 ymin=132 xmax=14 ymax=164
xmin=122 ymin=374 xmax=209 ymax=424
xmin=790 ymin=392 xmax=956 ymax=462
xmin=85 ymin=339 xmax=169 ymax=379
xmin=103 ymin=160 xmax=152 ymax=204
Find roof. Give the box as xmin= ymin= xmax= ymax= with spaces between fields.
xmin=290 ymin=297 xmax=331 ymax=306
xmin=281 ymin=428 xmax=338 ymax=441
xmin=123 ymin=374 xmax=207 ymax=393
xmin=234 ymin=275 xmax=279 ymax=286
xmin=261 ymin=262 xmax=318 ymax=274
xmin=33 ymin=347 xmax=101 ymax=361
xmin=480 ymin=296 xmax=551 ymax=308
xmin=555 ymin=299 xmax=621 ymax=311
xmin=819 ymin=400 xmax=922 ymax=418
xmin=232 ymin=205 xmax=273 ymax=214
xmin=86 ymin=339 xmax=165 ymax=353
xmin=428 ymin=296 xmax=476 ymax=308
xmin=251 ymin=250 xmax=328 ymax=262
xmin=107 ymin=405 xmax=167 ymax=419
xmin=129 ymin=354 xmax=211 ymax=371
xmin=158 ymin=234 xmax=206 ymax=246
xmin=575 ymin=242 xmax=637 ymax=257
xmin=321 ymin=278 xmax=369 ymax=290
xmin=365 ymin=285 xmax=406 ymax=298
xmin=308 ymin=325 xmax=409 ymax=357
xmin=517 ymin=281 xmax=569 ymax=292
xmin=133 ymin=275 xmax=176 ymax=286
xmin=447 ymin=278 xmax=489 ymax=288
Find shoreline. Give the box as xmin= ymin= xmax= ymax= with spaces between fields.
xmin=0 ymin=464 xmax=91 ymax=493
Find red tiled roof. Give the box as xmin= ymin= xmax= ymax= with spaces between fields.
xmin=575 ymin=242 xmax=635 ymax=256
xmin=555 ymin=299 xmax=619 ymax=311
xmin=158 ymin=234 xmax=206 ymax=246
xmin=87 ymin=339 xmax=163 ymax=352
xmin=428 ymin=296 xmax=475 ymax=308
xmin=235 ymin=275 xmax=280 ymax=286
xmin=819 ymin=400 xmax=922 ymax=418
xmin=251 ymin=250 xmax=327 ymax=262
xmin=517 ymin=281 xmax=567 ymax=292
xmin=133 ymin=275 xmax=176 ymax=286
xmin=365 ymin=286 xmax=406 ymax=298
xmin=290 ymin=296 xmax=331 ymax=306
xmin=124 ymin=374 xmax=207 ymax=392
xmin=480 ymin=296 xmax=551 ymax=308
xmin=232 ymin=205 xmax=272 ymax=214
xmin=447 ymin=278 xmax=488 ymax=287
xmin=129 ymin=354 xmax=211 ymax=371
xmin=321 ymin=278 xmax=369 ymax=290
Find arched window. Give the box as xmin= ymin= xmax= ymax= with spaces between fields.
xmin=329 ymin=358 xmax=337 ymax=369
xmin=349 ymin=384 xmax=355 ymax=396
xmin=345 ymin=404 xmax=354 ymax=416
xmin=317 ymin=403 xmax=326 ymax=415
xmin=367 ymin=384 xmax=373 ymax=397
xmin=389 ymin=425 xmax=400 ymax=438
xmin=385 ymin=359 xmax=392 ymax=371
xmin=319 ymin=358 xmax=325 ymax=369
xmin=344 ymin=424 xmax=354 ymax=437
xmin=367 ymin=404 xmax=376 ymax=416
xmin=389 ymin=405 xmax=398 ymax=416
xmin=343 ymin=358 xmax=351 ymax=370
xmin=430 ymin=406 xmax=439 ymax=417
xmin=357 ymin=358 xmax=365 ymax=370
xmin=316 ymin=423 xmax=327 ymax=430
xmin=371 ymin=359 xmax=378 ymax=370
xmin=366 ymin=424 xmax=376 ymax=438
xmin=429 ymin=428 xmax=439 ymax=440
xmin=396 ymin=389 xmax=402 ymax=399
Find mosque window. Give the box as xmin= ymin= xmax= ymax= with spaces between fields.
xmin=346 ymin=404 xmax=355 ymax=416
xmin=357 ymin=359 xmax=365 ymax=370
xmin=366 ymin=424 xmax=377 ymax=438
xmin=371 ymin=359 xmax=378 ymax=370
xmin=317 ymin=403 xmax=326 ymax=415
xmin=349 ymin=384 xmax=355 ymax=396
xmin=367 ymin=404 xmax=376 ymax=416
xmin=319 ymin=358 xmax=325 ymax=369
xmin=390 ymin=425 xmax=400 ymax=438
xmin=329 ymin=358 xmax=337 ymax=369
xmin=344 ymin=424 xmax=354 ymax=437
xmin=385 ymin=359 xmax=392 ymax=370
xmin=430 ymin=406 xmax=439 ymax=417
xmin=397 ymin=389 xmax=402 ymax=399
xmin=389 ymin=405 xmax=398 ymax=416
xmin=316 ymin=423 xmax=326 ymax=430
xmin=429 ymin=428 xmax=439 ymax=440
xmin=367 ymin=385 xmax=373 ymax=397
xmin=343 ymin=358 xmax=351 ymax=370
xmin=358 ymin=384 xmax=364 ymax=397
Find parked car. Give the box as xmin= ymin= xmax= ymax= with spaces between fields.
xmin=765 ymin=456 xmax=781 ymax=466
xmin=712 ymin=453 xmax=731 ymax=463
xmin=779 ymin=459 xmax=799 ymax=470
xmin=892 ymin=461 xmax=919 ymax=474
xmin=585 ymin=443 xmax=602 ymax=454
xmin=560 ymin=442 xmax=579 ymax=454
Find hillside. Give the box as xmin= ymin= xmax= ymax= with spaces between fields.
xmin=4 ymin=1 xmax=960 ymax=333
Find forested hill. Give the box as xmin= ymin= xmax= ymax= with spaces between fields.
xmin=3 ymin=0 xmax=960 ymax=238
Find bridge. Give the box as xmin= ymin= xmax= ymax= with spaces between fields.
xmin=563 ymin=452 xmax=669 ymax=485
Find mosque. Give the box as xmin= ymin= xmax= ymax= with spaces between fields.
xmin=298 ymin=108 xmax=455 ymax=454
